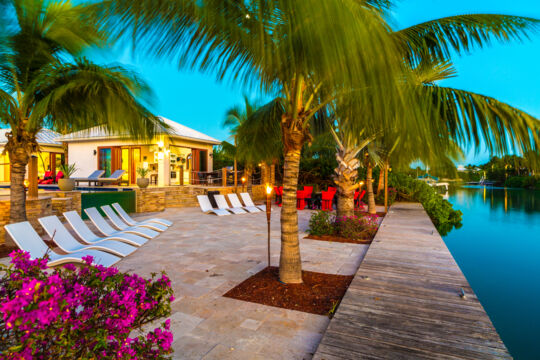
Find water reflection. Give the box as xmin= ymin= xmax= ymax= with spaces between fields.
xmin=445 ymin=186 xmax=540 ymax=360
xmin=461 ymin=185 xmax=540 ymax=214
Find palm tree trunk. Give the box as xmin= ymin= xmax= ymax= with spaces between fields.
xmin=335 ymin=147 xmax=358 ymax=218
xmin=376 ymin=166 xmax=384 ymax=195
xmin=366 ymin=162 xmax=376 ymax=214
xmin=7 ymin=142 xmax=30 ymax=246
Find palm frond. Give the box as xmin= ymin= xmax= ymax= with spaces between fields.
xmin=23 ymin=58 xmax=163 ymax=141
xmin=396 ymin=14 xmax=540 ymax=65
xmin=425 ymin=85 xmax=540 ymax=155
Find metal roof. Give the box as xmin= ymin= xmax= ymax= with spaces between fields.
xmin=0 ymin=128 xmax=63 ymax=146
xmin=56 ymin=117 xmax=221 ymax=145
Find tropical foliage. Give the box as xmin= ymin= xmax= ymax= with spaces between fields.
xmin=307 ymin=211 xmax=379 ymax=240
xmin=0 ymin=251 xmax=174 ymax=359
xmin=0 ymin=0 xmax=164 ymax=230
xmin=389 ymin=173 xmax=462 ymax=235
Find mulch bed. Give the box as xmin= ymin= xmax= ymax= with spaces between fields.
xmin=224 ymin=266 xmax=353 ymax=316
xmin=304 ymin=234 xmax=372 ymax=244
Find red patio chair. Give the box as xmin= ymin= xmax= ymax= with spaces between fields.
xmin=274 ymin=186 xmax=283 ymax=206
xmin=327 ymin=186 xmax=337 ymax=193
xmin=54 ymin=171 xmax=64 ymax=183
xmin=38 ymin=171 xmax=53 ymax=184
xmin=303 ymin=186 xmax=313 ymax=209
xmin=296 ymin=190 xmax=306 ymax=210
xmin=321 ymin=190 xmax=335 ymax=211
xmin=354 ymin=190 xmax=366 ymax=210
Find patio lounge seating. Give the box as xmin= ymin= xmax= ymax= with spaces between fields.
xmin=38 ymin=170 xmax=53 ymax=184
xmin=95 ymin=170 xmax=128 ymax=186
xmin=4 ymin=221 xmax=120 ymax=267
xmin=102 ymin=205 xmax=168 ymax=232
xmin=227 ymin=193 xmax=261 ymax=213
xmin=240 ymin=192 xmax=266 ymax=211
xmin=72 ymin=170 xmax=105 ymax=186
xmin=85 ymin=207 xmax=158 ymax=239
xmin=38 ymin=215 xmax=137 ymax=257
xmin=40 ymin=171 xmax=64 ymax=185
xmin=214 ymin=194 xmax=247 ymax=214
xmin=112 ymin=203 xmax=173 ymax=227
xmin=63 ymin=210 xmax=148 ymax=247
xmin=197 ymin=195 xmax=230 ymax=216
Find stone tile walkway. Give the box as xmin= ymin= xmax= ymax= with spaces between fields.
xmin=118 ymin=206 xmax=371 ymax=359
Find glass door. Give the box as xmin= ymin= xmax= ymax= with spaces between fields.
xmin=99 ymin=148 xmax=112 ymax=177
xmin=131 ymin=148 xmax=141 ymax=184
xmin=121 ymin=148 xmax=130 ymax=183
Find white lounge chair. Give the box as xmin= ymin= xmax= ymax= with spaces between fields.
xmin=102 ymin=205 xmax=167 ymax=232
xmin=227 ymin=193 xmax=261 ymax=213
xmin=96 ymin=169 xmax=128 ymax=186
xmin=63 ymin=211 xmax=148 ymax=247
xmin=240 ymin=192 xmax=266 ymax=211
xmin=215 ymin=194 xmax=247 ymax=214
xmin=38 ymin=216 xmax=137 ymax=258
xmin=112 ymin=203 xmax=172 ymax=227
xmin=85 ymin=207 xmax=158 ymax=239
xmin=4 ymin=221 xmax=120 ymax=267
xmin=197 ymin=195 xmax=230 ymax=216
xmin=73 ymin=170 xmax=105 ymax=186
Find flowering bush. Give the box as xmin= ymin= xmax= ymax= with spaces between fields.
xmin=307 ymin=211 xmax=379 ymax=240
xmin=307 ymin=210 xmax=336 ymax=236
xmin=335 ymin=214 xmax=379 ymax=239
xmin=0 ymin=250 xmax=175 ymax=359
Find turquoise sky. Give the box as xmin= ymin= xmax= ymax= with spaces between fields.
xmin=99 ymin=0 xmax=540 ymax=165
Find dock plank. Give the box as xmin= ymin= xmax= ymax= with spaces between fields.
xmin=313 ymin=203 xmax=510 ymax=359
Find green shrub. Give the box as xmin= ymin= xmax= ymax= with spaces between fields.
xmin=307 ymin=211 xmax=335 ymax=236
xmin=388 ymin=173 xmax=462 ymax=236
xmin=375 ymin=187 xmax=397 ymax=206
xmin=505 ymin=176 xmax=538 ymax=189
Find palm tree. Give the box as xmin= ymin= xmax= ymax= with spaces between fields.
xmin=0 ymin=0 xmax=163 ymax=234
xmin=223 ymin=95 xmax=262 ymax=190
xmin=104 ymin=0 xmax=540 ymax=283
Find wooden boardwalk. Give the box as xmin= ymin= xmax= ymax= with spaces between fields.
xmin=314 ymin=203 xmax=510 ymax=360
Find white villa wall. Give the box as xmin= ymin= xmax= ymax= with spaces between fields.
xmin=68 ymin=138 xmax=214 ymax=179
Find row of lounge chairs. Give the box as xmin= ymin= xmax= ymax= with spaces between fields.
xmin=197 ymin=193 xmax=266 ymax=216
xmin=4 ymin=203 xmax=171 ymax=267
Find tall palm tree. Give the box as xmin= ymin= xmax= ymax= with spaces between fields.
xmin=105 ymin=0 xmax=539 ymax=283
xmin=0 ymin=0 xmax=163 ymax=233
xmin=223 ymin=95 xmax=262 ymax=190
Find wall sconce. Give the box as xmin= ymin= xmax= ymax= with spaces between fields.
xmin=93 ymin=149 xmax=97 ymax=156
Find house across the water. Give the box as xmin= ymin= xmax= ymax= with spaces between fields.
xmin=0 ymin=128 xmax=64 ymax=183
xmin=57 ymin=117 xmax=220 ymax=186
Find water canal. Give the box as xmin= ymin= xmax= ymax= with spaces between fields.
xmin=444 ymin=186 xmax=540 ymax=359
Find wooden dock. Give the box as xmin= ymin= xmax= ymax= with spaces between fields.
xmin=313 ymin=203 xmax=510 ymax=359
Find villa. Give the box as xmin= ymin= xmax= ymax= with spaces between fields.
xmin=0 ymin=128 xmax=64 ymax=183
xmin=56 ymin=117 xmax=221 ymax=186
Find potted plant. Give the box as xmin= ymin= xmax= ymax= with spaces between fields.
xmin=136 ymin=167 xmax=150 ymax=188
xmin=58 ymin=163 xmax=77 ymax=191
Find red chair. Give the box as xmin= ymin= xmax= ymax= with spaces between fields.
xmin=296 ymin=190 xmax=306 ymax=210
xmin=354 ymin=190 xmax=366 ymax=210
xmin=274 ymin=186 xmax=283 ymax=206
xmin=54 ymin=171 xmax=64 ymax=183
xmin=38 ymin=171 xmax=53 ymax=184
xmin=327 ymin=186 xmax=337 ymax=193
xmin=303 ymin=186 xmax=313 ymax=208
xmin=321 ymin=190 xmax=335 ymax=211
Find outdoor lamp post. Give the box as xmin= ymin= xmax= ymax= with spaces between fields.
xmin=265 ymin=184 xmax=273 ymax=268
xmin=241 ymin=176 xmax=246 ymax=192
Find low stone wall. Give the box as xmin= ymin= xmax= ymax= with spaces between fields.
xmin=53 ymin=191 xmax=81 ymax=215
xmin=135 ymin=185 xmax=266 ymax=213
xmin=1 ymin=196 xmax=53 ymax=244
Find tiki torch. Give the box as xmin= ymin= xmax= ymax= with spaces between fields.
xmin=241 ymin=176 xmax=246 ymax=192
xmin=265 ymin=184 xmax=273 ymax=268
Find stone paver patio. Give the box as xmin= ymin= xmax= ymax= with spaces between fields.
xmin=118 ymin=205 xmax=372 ymax=359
